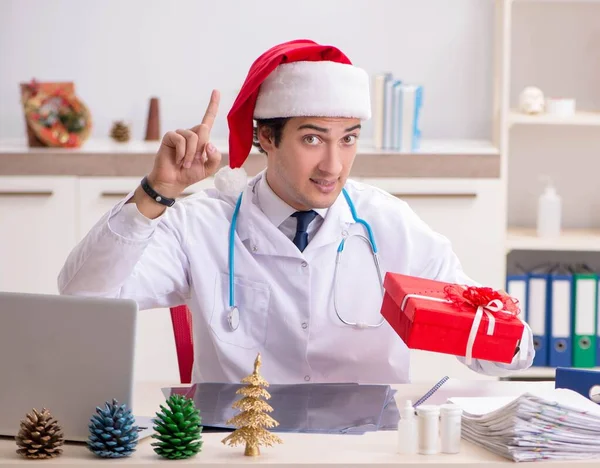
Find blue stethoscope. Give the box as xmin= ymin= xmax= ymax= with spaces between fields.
xmin=226 ymin=187 xmax=386 ymax=331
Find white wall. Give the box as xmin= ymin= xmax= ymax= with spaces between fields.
xmin=0 ymin=0 xmax=495 ymax=143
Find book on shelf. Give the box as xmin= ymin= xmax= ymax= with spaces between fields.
xmin=372 ymin=73 xmax=423 ymax=152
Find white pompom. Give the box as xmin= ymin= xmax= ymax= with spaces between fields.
xmin=213 ymin=166 xmax=248 ymax=195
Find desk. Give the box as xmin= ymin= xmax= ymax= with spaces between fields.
xmin=0 ymin=380 xmax=595 ymax=466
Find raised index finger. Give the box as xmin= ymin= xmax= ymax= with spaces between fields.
xmin=201 ymin=89 xmax=220 ymax=131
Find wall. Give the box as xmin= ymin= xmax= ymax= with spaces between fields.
xmin=0 ymin=0 xmax=495 ymax=143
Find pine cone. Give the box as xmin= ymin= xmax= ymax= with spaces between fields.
xmin=87 ymin=399 xmax=139 ymax=458
xmin=15 ymin=408 xmax=64 ymax=459
xmin=110 ymin=121 xmax=130 ymax=142
xmin=151 ymin=394 xmax=202 ymax=459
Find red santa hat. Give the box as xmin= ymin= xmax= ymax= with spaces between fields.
xmin=213 ymin=39 xmax=371 ymax=195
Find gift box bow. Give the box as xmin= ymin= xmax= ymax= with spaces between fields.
xmin=400 ymin=285 xmax=521 ymax=365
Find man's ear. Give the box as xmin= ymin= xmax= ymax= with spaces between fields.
xmin=257 ymin=125 xmax=275 ymax=153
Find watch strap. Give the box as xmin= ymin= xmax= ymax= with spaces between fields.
xmin=140 ymin=176 xmax=176 ymax=207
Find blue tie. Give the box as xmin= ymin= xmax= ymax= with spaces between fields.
xmin=291 ymin=210 xmax=317 ymax=252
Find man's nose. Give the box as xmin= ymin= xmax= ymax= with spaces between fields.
xmin=318 ymin=144 xmax=343 ymax=175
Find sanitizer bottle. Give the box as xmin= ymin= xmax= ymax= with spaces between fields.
xmin=397 ymin=400 xmax=418 ymax=454
xmin=537 ymin=176 xmax=561 ymax=238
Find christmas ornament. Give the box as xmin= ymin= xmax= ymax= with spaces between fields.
xmin=151 ymin=394 xmax=202 ymax=459
xmin=20 ymin=78 xmax=92 ymax=148
xmin=110 ymin=121 xmax=131 ymax=143
xmin=221 ymin=353 xmax=283 ymax=456
xmin=518 ymin=86 xmax=545 ymax=114
xmin=15 ymin=408 xmax=64 ymax=459
xmin=87 ymin=399 xmax=139 ymax=458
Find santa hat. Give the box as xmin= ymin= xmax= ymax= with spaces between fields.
xmin=214 ymin=39 xmax=371 ymax=195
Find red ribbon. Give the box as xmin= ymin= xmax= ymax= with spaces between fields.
xmin=443 ymin=285 xmax=520 ymax=317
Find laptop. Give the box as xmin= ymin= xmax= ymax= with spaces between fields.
xmin=0 ymin=291 xmax=153 ymax=442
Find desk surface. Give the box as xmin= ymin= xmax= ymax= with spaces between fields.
xmin=0 ymin=379 xmax=596 ymax=467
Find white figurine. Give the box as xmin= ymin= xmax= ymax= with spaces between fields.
xmin=518 ymin=86 xmax=545 ymax=114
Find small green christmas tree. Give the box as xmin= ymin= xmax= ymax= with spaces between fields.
xmin=221 ymin=353 xmax=283 ymax=456
xmin=151 ymin=394 xmax=202 ymax=459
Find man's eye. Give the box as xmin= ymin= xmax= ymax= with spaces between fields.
xmin=303 ymin=135 xmax=320 ymax=145
xmin=343 ymin=135 xmax=357 ymax=144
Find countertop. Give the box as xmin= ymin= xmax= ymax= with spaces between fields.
xmin=0 ymin=138 xmax=500 ymax=178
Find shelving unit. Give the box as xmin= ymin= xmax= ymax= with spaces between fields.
xmin=0 ymin=137 xmax=500 ymax=179
xmin=0 ymin=138 xmax=499 ymax=157
xmin=506 ymin=228 xmax=600 ymax=252
xmin=496 ymin=0 xmax=600 ymax=254
xmin=509 ymin=110 xmax=600 ymax=127
xmin=495 ymin=0 xmax=600 ymax=380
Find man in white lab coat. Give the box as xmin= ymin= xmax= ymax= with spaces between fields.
xmin=58 ymin=39 xmax=533 ymax=384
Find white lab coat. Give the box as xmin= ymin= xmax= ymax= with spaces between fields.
xmin=58 ymin=171 xmax=534 ymax=384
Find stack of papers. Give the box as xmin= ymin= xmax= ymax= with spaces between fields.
xmin=449 ymin=388 xmax=600 ymax=462
xmin=163 ymin=382 xmax=400 ymax=435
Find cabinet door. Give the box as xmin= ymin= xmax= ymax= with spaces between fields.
xmin=357 ymin=178 xmax=505 ymax=288
xmin=356 ymin=178 xmax=505 ymax=382
xmin=78 ymin=177 xmax=214 ymax=382
xmin=0 ymin=177 xmax=77 ymax=295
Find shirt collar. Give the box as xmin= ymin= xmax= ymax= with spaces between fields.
xmin=256 ymin=172 xmax=328 ymax=228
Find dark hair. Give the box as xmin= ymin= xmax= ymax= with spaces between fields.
xmin=252 ymin=118 xmax=290 ymax=154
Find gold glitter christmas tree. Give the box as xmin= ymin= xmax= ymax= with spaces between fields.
xmin=221 ymin=353 xmax=283 ymax=456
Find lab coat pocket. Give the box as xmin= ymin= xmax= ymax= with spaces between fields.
xmin=210 ymin=272 xmax=271 ymax=349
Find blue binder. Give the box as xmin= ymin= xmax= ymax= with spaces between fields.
xmin=506 ymin=272 xmax=528 ymax=322
xmin=555 ymin=367 xmax=600 ymax=403
xmin=548 ymin=266 xmax=573 ymax=368
xmin=527 ymin=270 xmax=550 ymax=367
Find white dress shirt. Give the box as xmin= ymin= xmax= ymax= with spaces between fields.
xmin=255 ymin=175 xmax=327 ymax=244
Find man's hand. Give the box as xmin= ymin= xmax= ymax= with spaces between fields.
xmin=147 ymin=89 xmax=222 ymax=199
xmin=129 ymin=90 xmax=222 ymax=219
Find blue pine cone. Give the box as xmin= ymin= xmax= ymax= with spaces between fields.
xmin=87 ymin=399 xmax=139 ymax=458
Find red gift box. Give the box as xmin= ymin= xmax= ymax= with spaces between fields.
xmin=380 ymin=273 xmax=524 ymax=364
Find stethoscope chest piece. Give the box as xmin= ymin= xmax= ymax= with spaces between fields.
xmin=227 ymin=306 xmax=240 ymax=331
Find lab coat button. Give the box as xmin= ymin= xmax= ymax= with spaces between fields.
xmin=301 ymin=261 xmax=308 ymax=268
xmin=304 ymin=375 xmax=311 ymax=381
xmin=301 ymin=322 xmax=308 ymax=329
xmin=252 ymin=245 xmax=258 ymax=252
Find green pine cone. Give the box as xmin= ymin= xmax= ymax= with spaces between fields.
xmin=151 ymin=394 xmax=202 ymax=460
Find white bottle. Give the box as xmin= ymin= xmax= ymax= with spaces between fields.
xmin=536 ymin=176 xmax=561 ymax=238
xmin=416 ymin=405 xmax=440 ymax=455
xmin=397 ymin=400 xmax=417 ymax=454
xmin=440 ymin=404 xmax=463 ymax=454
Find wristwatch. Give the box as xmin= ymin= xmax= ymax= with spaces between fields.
xmin=140 ymin=176 xmax=176 ymax=207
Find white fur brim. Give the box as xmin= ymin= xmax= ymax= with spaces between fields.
xmin=213 ymin=166 xmax=248 ymax=195
xmin=254 ymin=61 xmax=371 ymax=120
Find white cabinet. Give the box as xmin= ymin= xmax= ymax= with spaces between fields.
xmin=77 ymin=177 xmax=215 ymax=241
xmin=357 ymin=178 xmax=505 ymax=289
xmin=0 ymin=177 xmax=77 ymax=295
